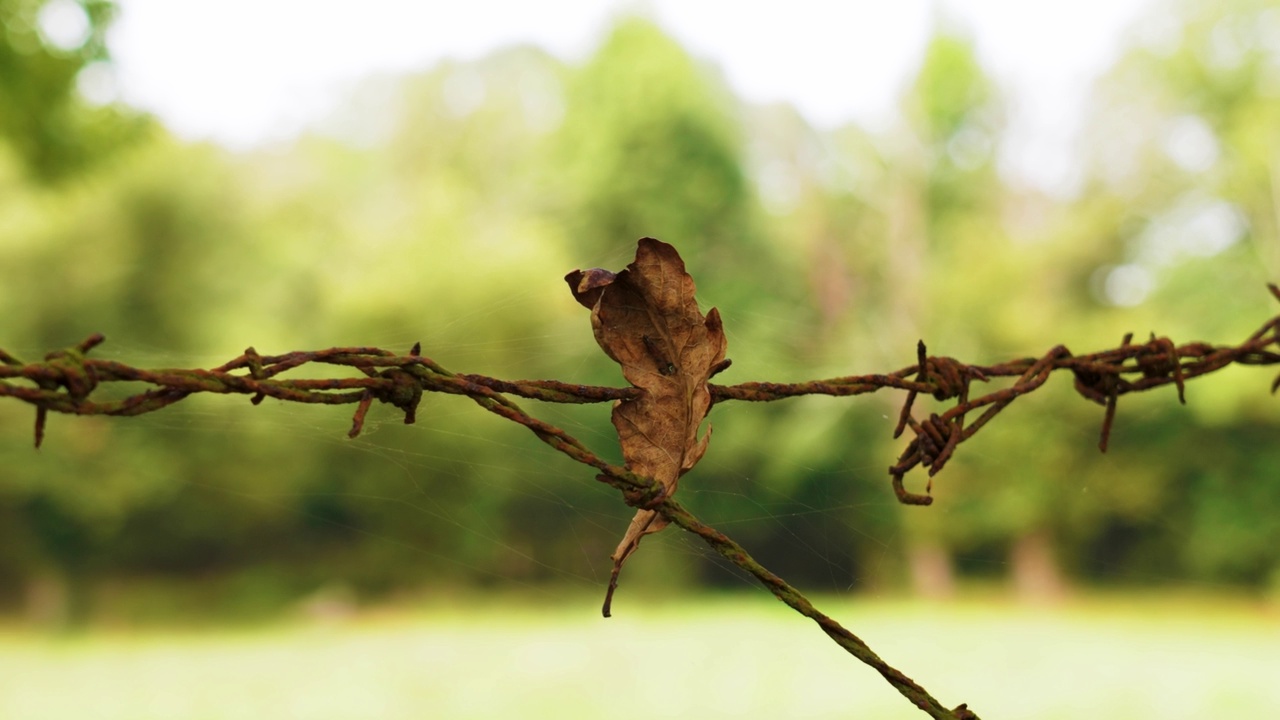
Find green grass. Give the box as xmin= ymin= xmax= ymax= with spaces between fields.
xmin=1 ymin=591 xmax=1277 ymax=719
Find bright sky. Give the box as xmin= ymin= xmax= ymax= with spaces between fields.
xmin=105 ymin=0 xmax=1157 ymax=196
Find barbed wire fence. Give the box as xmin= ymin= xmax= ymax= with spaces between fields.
xmin=4 ymin=241 xmax=1279 ymax=719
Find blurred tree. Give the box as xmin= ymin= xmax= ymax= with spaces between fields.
xmin=903 ymin=24 xmax=1002 ymax=238
xmin=712 ymin=103 xmax=908 ymax=592
xmin=1077 ymin=0 xmax=1280 ymax=310
xmin=887 ymin=21 xmax=1022 ymax=598
xmin=1059 ymin=0 xmax=1280 ymax=589
xmin=555 ymin=17 xmax=761 ymax=274
xmin=0 ymin=0 xmax=146 ymax=181
xmin=0 ymin=134 xmax=268 ymax=623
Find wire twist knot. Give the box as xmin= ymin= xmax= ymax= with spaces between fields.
xmin=617 ymin=474 xmax=668 ymax=510
xmin=923 ymin=355 xmax=986 ymax=401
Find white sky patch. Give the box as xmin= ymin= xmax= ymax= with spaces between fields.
xmin=108 ymin=0 xmax=1156 ymax=195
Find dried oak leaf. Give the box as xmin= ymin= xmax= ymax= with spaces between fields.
xmin=565 ymin=237 xmax=728 ymax=616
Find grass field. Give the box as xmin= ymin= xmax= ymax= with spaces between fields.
xmin=0 ymin=591 xmax=1277 ymax=719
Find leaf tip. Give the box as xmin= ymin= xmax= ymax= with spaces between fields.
xmin=565 ymin=268 xmax=616 ymax=310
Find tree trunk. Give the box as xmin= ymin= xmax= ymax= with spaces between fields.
xmin=907 ymin=541 xmax=955 ymax=599
xmin=1010 ymin=529 xmax=1066 ymax=602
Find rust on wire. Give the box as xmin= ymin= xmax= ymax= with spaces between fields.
xmin=3 ymin=284 xmax=1280 ymax=502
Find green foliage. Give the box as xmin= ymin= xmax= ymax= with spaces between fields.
xmin=904 ymin=25 xmax=1002 ymax=237
xmin=1 ymin=8 xmax=1279 ymax=624
xmin=0 ymin=0 xmax=147 ymax=180
xmin=557 ymin=18 xmax=754 ymax=260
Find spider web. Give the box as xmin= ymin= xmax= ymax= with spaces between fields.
xmin=5 ymin=249 xmax=1232 ymax=614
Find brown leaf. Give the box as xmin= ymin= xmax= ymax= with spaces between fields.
xmin=566 ymin=238 xmax=728 ymax=615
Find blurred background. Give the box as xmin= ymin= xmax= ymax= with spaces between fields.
xmin=2 ymin=0 xmax=1279 ymax=717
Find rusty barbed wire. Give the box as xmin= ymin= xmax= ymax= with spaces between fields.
xmin=5 ymin=284 xmax=1280 ymax=720
xmin=711 ymin=283 xmax=1280 ymax=504
xmin=3 ymin=284 xmax=1280 ymax=503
